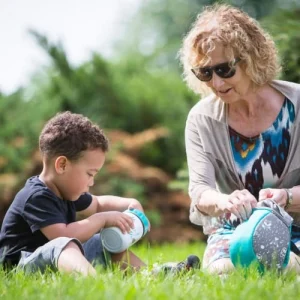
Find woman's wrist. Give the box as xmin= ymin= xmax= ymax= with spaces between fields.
xmin=284 ymin=188 xmax=293 ymax=209
xmin=195 ymin=189 xmax=225 ymax=216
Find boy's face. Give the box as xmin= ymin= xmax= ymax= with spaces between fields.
xmin=58 ymin=149 xmax=105 ymax=201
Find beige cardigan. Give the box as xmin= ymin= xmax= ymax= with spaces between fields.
xmin=185 ymin=80 xmax=300 ymax=234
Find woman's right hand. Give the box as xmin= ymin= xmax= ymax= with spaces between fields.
xmin=101 ymin=211 xmax=134 ymax=234
xmin=222 ymin=189 xmax=257 ymax=221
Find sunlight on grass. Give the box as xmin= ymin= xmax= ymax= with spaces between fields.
xmin=1 ymin=242 xmax=300 ymax=300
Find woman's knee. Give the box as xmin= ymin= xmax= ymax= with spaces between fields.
xmin=286 ymin=252 xmax=300 ymax=274
xmin=205 ymin=258 xmax=235 ymax=275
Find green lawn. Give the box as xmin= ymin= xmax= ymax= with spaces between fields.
xmin=1 ymin=242 xmax=299 ymax=300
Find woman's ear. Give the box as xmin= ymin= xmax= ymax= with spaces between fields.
xmin=55 ymin=156 xmax=68 ymax=174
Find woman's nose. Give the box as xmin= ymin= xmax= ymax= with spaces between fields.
xmin=210 ymin=72 xmax=224 ymax=89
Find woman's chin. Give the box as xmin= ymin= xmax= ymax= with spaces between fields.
xmin=218 ymin=90 xmax=240 ymax=103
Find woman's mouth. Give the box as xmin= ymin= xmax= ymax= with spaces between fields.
xmin=219 ymin=88 xmax=232 ymax=94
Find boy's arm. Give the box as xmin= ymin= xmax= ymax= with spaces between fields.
xmin=40 ymin=210 xmax=134 ymax=243
xmin=43 ymin=195 xmax=144 ymax=242
xmin=77 ymin=195 xmax=143 ymax=219
xmin=96 ymin=195 xmax=143 ymax=212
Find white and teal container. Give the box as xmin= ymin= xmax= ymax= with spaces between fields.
xmin=101 ymin=208 xmax=150 ymax=253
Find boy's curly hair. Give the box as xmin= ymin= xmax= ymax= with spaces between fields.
xmin=179 ymin=4 xmax=281 ymax=95
xmin=39 ymin=111 xmax=109 ymax=161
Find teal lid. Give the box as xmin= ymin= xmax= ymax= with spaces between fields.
xmin=126 ymin=208 xmax=150 ymax=236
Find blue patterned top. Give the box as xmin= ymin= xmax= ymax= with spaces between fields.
xmin=230 ymin=98 xmax=295 ymax=199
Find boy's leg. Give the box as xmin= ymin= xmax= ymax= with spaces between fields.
xmin=58 ymin=241 xmax=96 ymax=276
xmin=17 ymin=237 xmax=95 ymax=276
xmin=82 ymin=234 xmax=110 ymax=267
xmin=82 ymin=233 xmax=145 ymax=271
xmin=111 ymin=250 xmax=146 ymax=271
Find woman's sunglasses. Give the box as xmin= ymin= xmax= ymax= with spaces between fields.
xmin=191 ymin=58 xmax=241 ymax=82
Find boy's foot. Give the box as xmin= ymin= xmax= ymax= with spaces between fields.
xmin=152 ymin=255 xmax=201 ymax=275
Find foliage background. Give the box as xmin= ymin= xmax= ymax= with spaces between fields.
xmin=0 ymin=0 xmax=300 ymax=242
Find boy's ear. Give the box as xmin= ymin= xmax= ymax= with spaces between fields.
xmin=55 ymin=156 xmax=68 ymax=174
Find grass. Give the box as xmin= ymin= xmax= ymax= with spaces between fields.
xmin=1 ymin=242 xmax=300 ymax=300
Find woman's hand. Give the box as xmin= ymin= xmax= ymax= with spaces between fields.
xmin=258 ymin=188 xmax=288 ymax=208
xmin=223 ymin=189 xmax=257 ymax=220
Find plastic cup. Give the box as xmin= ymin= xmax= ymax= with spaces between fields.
xmin=101 ymin=208 xmax=150 ymax=253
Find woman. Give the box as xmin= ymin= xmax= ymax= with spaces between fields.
xmin=179 ymin=4 xmax=300 ymax=274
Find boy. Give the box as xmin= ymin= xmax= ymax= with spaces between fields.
xmin=0 ymin=111 xmax=146 ymax=276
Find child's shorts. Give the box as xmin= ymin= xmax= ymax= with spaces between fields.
xmin=17 ymin=233 xmax=109 ymax=273
xmin=202 ymin=229 xmax=300 ymax=269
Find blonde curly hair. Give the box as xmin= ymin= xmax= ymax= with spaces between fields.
xmin=179 ymin=4 xmax=281 ymax=95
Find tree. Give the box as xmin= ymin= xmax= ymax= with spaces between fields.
xmin=262 ymin=8 xmax=300 ymax=83
xmin=115 ymin=0 xmax=286 ymax=72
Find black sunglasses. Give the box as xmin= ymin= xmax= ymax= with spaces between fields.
xmin=191 ymin=58 xmax=241 ymax=82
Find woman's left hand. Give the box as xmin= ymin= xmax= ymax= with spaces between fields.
xmin=258 ymin=188 xmax=288 ymax=208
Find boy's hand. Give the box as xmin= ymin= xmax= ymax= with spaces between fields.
xmin=128 ymin=201 xmax=151 ymax=232
xmin=101 ymin=211 xmax=134 ymax=234
xmin=127 ymin=198 xmax=144 ymax=212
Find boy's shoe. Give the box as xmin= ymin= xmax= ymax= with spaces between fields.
xmin=152 ymin=255 xmax=201 ymax=275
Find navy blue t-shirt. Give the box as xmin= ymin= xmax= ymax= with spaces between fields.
xmin=0 ymin=176 xmax=92 ymax=266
